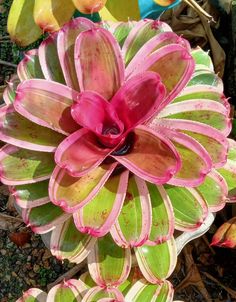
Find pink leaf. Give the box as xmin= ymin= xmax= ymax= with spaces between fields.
xmin=112 ymin=126 xmax=180 ymax=184
xmin=75 ymin=27 xmax=125 ymax=100
xmin=55 ymin=129 xmax=114 ymax=177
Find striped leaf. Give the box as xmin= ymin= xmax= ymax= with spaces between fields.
xmin=50 ymin=217 xmax=96 ymax=263
xmin=111 ymin=175 xmax=152 ymax=248
xmin=88 ymin=234 xmax=131 ymax=287
xmin=135 ymin=237 xmax=177 ymax=283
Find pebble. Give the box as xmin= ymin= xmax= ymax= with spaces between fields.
xmin=0 ymin=249 xmax=6 ymax=255
xmin=33 ymin=264 xmax=40 ymax=273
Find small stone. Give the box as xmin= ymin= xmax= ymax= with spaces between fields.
xmin=11 ymin=271 xmax=17 ymax=277
xmin=0 ymin=249 xmax=6 ymax=255
xmin=33 ymin=264 xmax=40 ymax=273
xmin=43 ymin=259 xmax=50 ymax=269
xmin=29 ymin=279 xmax=36 ymax=286
xmin=29 ymin=271 xmax=36 ymax=278
xmin=5 ymin=274 xmax=11 ymax=281
xmin=32 ymin=240 xmax=39 ymax=248
xmin=42 ymin=249 xmax=51 ymax=261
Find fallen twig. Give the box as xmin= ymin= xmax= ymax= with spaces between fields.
xmin=0 ymin=59 xmax=17 ymax=68
xmin=0 ymin=213 xmax=23 ymax=230
xmin=202 ymin=272 xmax=236 ymax=298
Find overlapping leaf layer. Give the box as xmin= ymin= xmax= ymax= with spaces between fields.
xmin=2 ymin=18 xmax=236 ymax=292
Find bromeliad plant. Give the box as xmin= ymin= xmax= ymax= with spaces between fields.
xmin=1 ymin=17 xmax=236 ymax=299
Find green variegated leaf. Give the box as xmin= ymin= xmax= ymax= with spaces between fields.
xmin=188 ymin=69 xmax=223 ymax=88
xmin=110 ymin=175 xmax=151 ymax=248
xmin=118 ymin=268 xmax=144 ymax=296
xmin=112 ymin=22 xmax=135 ymax=47
xmin=218 ymin=139 xmax=236 ymax=200
xmin=0 ymin=106 xmax=65 ymax=152
xmin=146 ymin=183 xmax=174 ymax=244
xmin=82 ymin=286 xmax=124 ymax=302
xmin=50 ymin=163 xmax=118 ymax=213
xmin=125 ymin=279 xmax=173 ymax=302
xmin=17 ymin=50 xmax=44 ymax=81
xmin=191 ymin=47 xmax=214 ymax=71
xmin=46 ymin=280 xmax=83 ymax=302
xmin=196 ymin=170 xmax=228 ymax=212
xmin=123 ymin=20 xmax=171 ymax=65
xmin=88 ymin=234 xmax=131 ymax=287
xmin=73 ymin=170 xmax=129 ymax=237
xmin=135 ymin=237 xmax=177 ymax=283
xmin=0 ymin=144 xmax=55 ymax=185
xmin=173 ymin=85 xmax=226 ymax=105
xmin=22 ymin=203 xmax=70 ymax=234
xmin=16 ymin=288 xmax=47 ymax=302
xmin=38 ymin=34 xmax=66 ymax=84
xmin=11 ymin=180 xmax=49 ymax=208
xmin=164 ymin=185 xmax=208 ymax=231
xmin=79 ymin=272 xmax=96 ymax=292
xmin=50 ymin=217 xmax=96 ymax=263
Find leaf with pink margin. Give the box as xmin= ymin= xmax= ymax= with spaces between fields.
xmin=16 ymin=288 xmax=47 ymax=302
xmin=79 ymin=271 xmax=96 ymax=293
xmin=22 ymin=202 xmax=70 ymax=234
xmin=112 ymin=21 xmax=135 ymax=47
xmin=57 ymin=17 xmax=95 ymax=90
xmin=3 ymin=75 xmax=20 ymax=104
xmin=71 ymin=91 xmax=124 ymax=147
xmin=152 ymin=125 xmax=212 ymax=187
xmin=126 ymin=32 xmax=190 ymax=78
xmin=50 ymin=162 xmax=118 ymax=213
xmin=154 ymin=118 xmax=228 ymax=169
xmin=88 ymin=234 xmax=131 ymax=287
xmin=125 ymin=279 xmax=173 ymax=302
xmin=110 ymin=175 xmax=151 ymax=248
xmin=47 ymin=279 xmax=84 ymax=301
xmin=158 ymin=98 xmax=231 ymax=136
xmin=0 ymin=105 xmax=65 ymax=152
xmin=122 ymin=19 xmax=172 ymax=66
xmin=118 ymin=267 xmax=144 ymax=296
xmin=164 ymin=185 xmax=208 ymax=231
xmin=112 ymin=126 xmax=181 ymax=185
xmin=38 ymin=33 xmax=66 ymax=84
xmin=145 ymin=183 xmax=174 ymax=245
xmin=0 ymin=144 xmax=55 ymax=185
xmin=135 ymin=237 xmax=177 ymax=284
xmin=50 ymin=217 xmax=96 ymax=263
xmin=173 ymin=84 xmax=229 ymax=108
xmin=75 ymin=27 xmax=125 ymax=100
xmin=73 ymin=170 xmax=129 ymax=237
xmin=14 ymin=79 xmax=78 ymax=135
xmin=191 ymin=47 xmax=214 ymax=71
xmin=82 ymin=286 xmax=124 ymax=302
xmin=55 ymin=129 xmax=113 ymax=177
xmin=17 ymin=49 xmax=44 ymax=81
xmin=128 ymin=44 xmax=195 ymax=110
xmin=188 ymin=69 xmax=223 ymax=88
xmin=196 ymin=170 xmax=228 ymax=212
xmin=111 ymin=71 xmax=166 ymax=130
xmin=217 ymin=139 xmax=236 ymax=201
xmin=10 ymin=180 xmax=49 ymax=209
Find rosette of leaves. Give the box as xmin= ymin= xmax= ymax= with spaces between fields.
xmin=1 ymin=18 xmax=236 ymax=289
